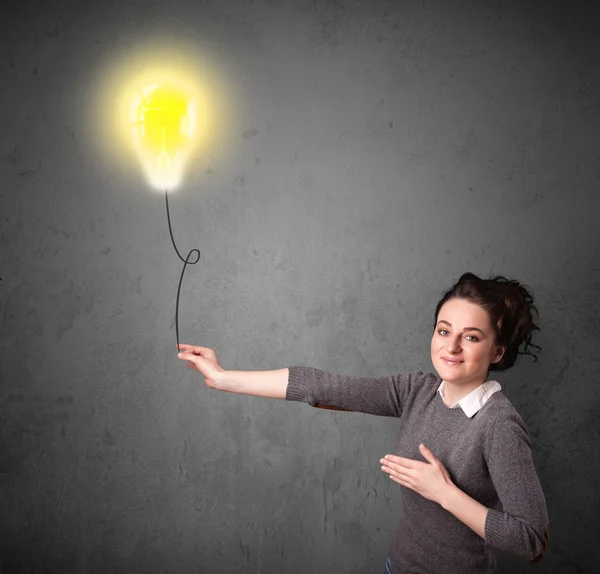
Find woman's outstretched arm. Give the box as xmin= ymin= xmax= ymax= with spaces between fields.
xmin=215 ymin=368 xmax=289 ymax=399
xmin=212 ymin=369 xmax=350 ymax=410
xmin=178 ymin=344 xmax=292 ymax=400
xmin=177 ymin=345 xmax=410 ymax=416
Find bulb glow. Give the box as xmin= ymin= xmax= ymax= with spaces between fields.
xmin=130 ymin=80 xmax=197 ymax=190
xmin=88 ymin=44 xmax=233 ymax=193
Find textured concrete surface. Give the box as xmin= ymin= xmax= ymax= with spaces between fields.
xmin=1 ymin=0 xmax=599 ymax=572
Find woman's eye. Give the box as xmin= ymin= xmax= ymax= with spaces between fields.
xmin=437 ymin=330 xmax=478 ymax=341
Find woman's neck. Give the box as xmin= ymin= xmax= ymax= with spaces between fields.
xmin=442 ymin=377 xmax=487 ymax=406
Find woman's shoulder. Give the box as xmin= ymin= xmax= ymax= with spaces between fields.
xmin=480 ymin=390 xmax=521 ymax=415
xmin=408 ymin=370 xmax=442 ymax=384
xmin=403 ymin=371 xmax=443 ymax=405
xmin=477 ymin=390 xmax=531 ymax=435
xmin=407 ymin=370 xmax=443 ymax=395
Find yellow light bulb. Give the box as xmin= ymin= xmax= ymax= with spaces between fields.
xmin=130 ymin=81 xmax=197 ymax=190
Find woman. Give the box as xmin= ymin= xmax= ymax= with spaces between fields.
xmin=177 ymin=272 xmax=550 ymax=573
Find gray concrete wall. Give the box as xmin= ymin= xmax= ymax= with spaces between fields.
xmin=1 ymin=0 xmax=598 ymax=572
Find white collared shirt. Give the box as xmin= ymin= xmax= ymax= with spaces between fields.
xmin=437 ymin=379 xmax=502 ymax=418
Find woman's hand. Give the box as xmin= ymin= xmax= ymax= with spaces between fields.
xmin=177 ymin=344 xmax=225 ymax=388
xmin=380 ymin=444 xmax=456 ymax=506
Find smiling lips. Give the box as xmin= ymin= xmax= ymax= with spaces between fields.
xmin=442 ymin=357 xmax=463 ymax=366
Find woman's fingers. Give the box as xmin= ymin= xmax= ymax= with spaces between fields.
xmin=178 ymin=352 xmax=194 ymax=366
xmin=380 ymin=458 xmax=415 ymax=481
xmin=177 ymin=343 xmax=213 ymax=355
xmin=177 ymin=343 xmax=206 ymax=355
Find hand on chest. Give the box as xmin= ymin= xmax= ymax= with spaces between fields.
xmin=395 ymin=423 xmax=490 ymax=495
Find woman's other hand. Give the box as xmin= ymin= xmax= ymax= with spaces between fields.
xmin=380 ymin=444 xmax=455 ymax=506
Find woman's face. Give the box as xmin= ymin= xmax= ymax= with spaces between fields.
xmin=430 ymin=298 xmax=504 ymax=386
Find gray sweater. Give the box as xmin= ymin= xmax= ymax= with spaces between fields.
xmin=286 ymin=367 xmax=549 ymax=573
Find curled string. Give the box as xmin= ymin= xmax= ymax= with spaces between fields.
xmin=165 ymin=189 xmax=201 ymax=350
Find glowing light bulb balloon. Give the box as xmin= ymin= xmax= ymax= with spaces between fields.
xmin=125 ymin=75 xmax=203 ymax=350
xmin=90 ymin=54 xmax=229 ymax=351
xmin=130 ymin=82 xmax=197 ymax=190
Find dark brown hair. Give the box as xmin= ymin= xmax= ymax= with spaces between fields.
xmin=433 ymin=272 xmax=541 ymax=371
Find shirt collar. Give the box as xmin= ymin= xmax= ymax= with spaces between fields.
xmin=437 ymin=379 xmax=502 ymax=418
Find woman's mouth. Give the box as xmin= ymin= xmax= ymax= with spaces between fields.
xmin=442 ymin=357 xmax=463 ymax=366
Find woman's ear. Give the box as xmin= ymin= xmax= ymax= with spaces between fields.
xmin=491 ymin=346 xmax=505 ymax=364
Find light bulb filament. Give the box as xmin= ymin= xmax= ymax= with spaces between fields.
xmin=157 ymin=126 xmax=171 ymax=170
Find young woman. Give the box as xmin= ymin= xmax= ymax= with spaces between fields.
xmin=177 ymin=272 xmax=550 ymax=573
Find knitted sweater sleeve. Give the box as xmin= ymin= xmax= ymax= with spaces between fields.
xmin=285 ymin=365 xmax=419 ymax=418
xmin=484 ymin=408 xmax=550 ymax=562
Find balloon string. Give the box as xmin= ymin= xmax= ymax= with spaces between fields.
xmin=165 ymin=189 xmax=201 ymax=351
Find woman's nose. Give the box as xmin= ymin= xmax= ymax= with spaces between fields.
xmin=447 ymin=338 xmax=461 ymax=353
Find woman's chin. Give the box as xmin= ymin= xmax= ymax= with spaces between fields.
xmin=437 ymin=365 xmax=470 ymax=382
xmin=441 ymin=372 xmax=461 ymax=382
